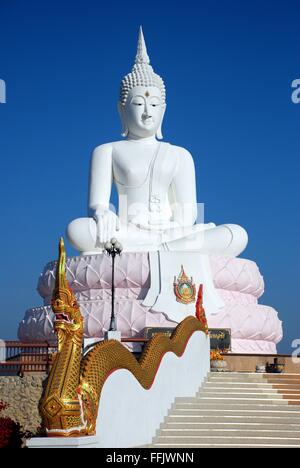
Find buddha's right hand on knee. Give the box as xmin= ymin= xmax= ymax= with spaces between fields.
xmin=93 ymin=207 xmax=120 ymax=243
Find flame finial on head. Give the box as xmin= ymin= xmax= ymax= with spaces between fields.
xmin=135 ymin=26 xmax=150 ymax=65
xmin=119 ymin=27 xmax=166 ymax=106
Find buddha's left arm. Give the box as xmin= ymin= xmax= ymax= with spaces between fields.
xmin=169 ymin=148 xmax=198 ymax=227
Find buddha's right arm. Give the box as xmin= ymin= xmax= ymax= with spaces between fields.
xmin=88 ymin=144 xmax=113 ymax=216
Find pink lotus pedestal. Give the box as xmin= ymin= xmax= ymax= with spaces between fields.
xmin=18 ymin=253 xmax=283 ymax=354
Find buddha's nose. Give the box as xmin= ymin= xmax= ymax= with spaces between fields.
xmin=142 ymin=113 xmax=152 ymax=121
xmin=143 ymin=102 xmax=152 ymax=119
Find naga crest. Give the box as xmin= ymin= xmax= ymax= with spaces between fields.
xmin=52 ymin=238 xmax=83 ymax=333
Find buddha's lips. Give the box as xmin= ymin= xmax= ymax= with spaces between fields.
xmin=142 ymin=117 xmax=154 ymax=125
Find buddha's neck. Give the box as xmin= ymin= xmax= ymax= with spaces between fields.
xmin=126 ymin=134 xmax=158 ymax=144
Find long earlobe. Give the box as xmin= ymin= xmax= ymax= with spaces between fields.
xmin=156 ymin=105 xmax=166 ymax=140
xmin=121 ymin=127 xmax=129 ymax=138
xmin=156 ymin=125 xmax=163 ymax=140
xmin=118 ymin=102 xmax=129 ymax=138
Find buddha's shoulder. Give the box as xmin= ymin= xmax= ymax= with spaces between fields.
xmin=168 ymin=143 xmax=193 ymax=159
xmin=93 ymin=140 xmax=140 ymax=153
xmin=92 ymin=142 xmax=112 ymax=154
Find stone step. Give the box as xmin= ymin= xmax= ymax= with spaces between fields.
xmin=207 ymin=373 xmax=263 ymax=377
xmin=208 ymin=375 xmax=264 ymax=379
xmin=264 ymin=374 xmax=300 ymax=378
xmin=266 ymin=380 xmax=300 ymax=385
xmin=207 ymin=379 xmax=300 ymax=386
xmin=171 ymin=408 xmax=300 ymax=416
xmin=163 ymin=422 xmax=300 ymax=431
xmin=205 ymin=382 xmax=300 ymax=389
xmin=173 ymin=405 xmax=300 ymax=412
xmin=200 ymin=387 xmax=279 ymax=393
xmin=209 ymin=374 xmax=300 ymax=382
xmin=201 ymin=391 xmax=300 ymax=399
xmin=277 ymin=390 xmax=300 ymax=394
xmin=208 ymin=375 xmax=266 ymax=382
xmin=197 ymin=392 xmax=284 ymax=399
xmin=179 ymin=396 xmax=300 ymax=404
xmin=176 ymin=395 xmax=280 ymax=402
xmin=280 ymin=394 xmax=300 ymax=399
xmin=202 ymin=384 xmax=276 ymax=390
xmin=200 ymin=394 xmax=300 ymax=402
xmin=152 ymin=436 xmax=300 ymax=447
xmin=168 ymin=415 xmax=300 ymax=424
xmin=155 ymin=429 xmax=300 ymax=439
xmin=172 ymin=397 xmax=300 ymax=408
xmin=273 ymin=384 xmax=300 ymax=390
xmin=174 ymin=400 xmax=291 ymax=408
xmin=206 ymin=379 xmax=281 ymax=385
xmin=201 ymin=390 xmax=300 ymax=397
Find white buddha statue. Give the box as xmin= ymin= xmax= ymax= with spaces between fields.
xmin=67 ymin=27 xmax=248 ymax=257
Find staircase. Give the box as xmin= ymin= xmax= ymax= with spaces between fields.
xmin=152 ymin=373 xmax=300 ymax=448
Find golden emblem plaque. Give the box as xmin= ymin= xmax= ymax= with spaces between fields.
xmin=173 ymin=266 xmax=196 ymax=304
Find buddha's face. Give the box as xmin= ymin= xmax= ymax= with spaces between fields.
xmin=119 ymin=86 xmax=166 ymax=139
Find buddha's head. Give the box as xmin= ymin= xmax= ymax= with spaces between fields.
xmin=118 ymin=27 xmax=166 ymax=140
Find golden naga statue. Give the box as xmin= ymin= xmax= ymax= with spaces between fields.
xmin=40 ymin=239 xmax=206 ymax=437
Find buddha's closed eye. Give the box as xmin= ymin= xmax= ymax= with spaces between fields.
xmin=131 ymin=98 xmax=144 ymax=106
xmin=150 ymin=97 xmax=161 ymax=107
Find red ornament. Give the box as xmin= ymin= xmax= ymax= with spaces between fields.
xmin=195 ymin=284 xmax=208 ymax=335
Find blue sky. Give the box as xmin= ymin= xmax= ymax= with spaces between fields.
xmin=0 ymin=0 xmax=299 ymax=353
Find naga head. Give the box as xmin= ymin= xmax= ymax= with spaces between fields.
xmin=51 ymin=238 xmax=83 ymax=335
